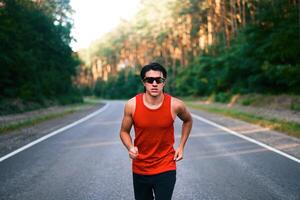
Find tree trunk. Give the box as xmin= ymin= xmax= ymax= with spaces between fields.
xmin=207 ymin=0 xmax=214 ymax=46
xmin=230 ymin=0 xmax=238 ymax=36
xmin=221 ymin=0 xmax=230 ymax=47
xmin=299 ymin=0 xmax=300 ymax=39
xmin=242 ymin=0 xmax=246 ymax=26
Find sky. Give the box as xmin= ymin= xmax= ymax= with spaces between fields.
xmin=70 ymin=0 xmax=140 ymax=51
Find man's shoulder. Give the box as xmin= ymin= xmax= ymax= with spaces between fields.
xmin=170 ymin=96 xmax=184 ymax=105
xmin=170 ymin=96 xmax=185 ymax=113
xmin=127 ymin=96 xmax=136 ymax=105
xmin=126 ymin=96 xmax=136 ymax=106
xmin=125 ymin=96 xmax=137 ymax=115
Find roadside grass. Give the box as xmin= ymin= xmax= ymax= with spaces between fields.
xmin=187 ymin=103 xmax=300 ymax=139
xmin=0 ymin=97 xmax=103 ymax=134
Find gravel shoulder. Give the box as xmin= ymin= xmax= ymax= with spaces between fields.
xmin=0 ymin=103 xmax=105 ymax=158
xmin=196 ymin=102 xmax=300 ymax=124
xmin=190 ymin=107 xmax=300 ymax=160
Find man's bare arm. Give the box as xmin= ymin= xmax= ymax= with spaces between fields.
xmin=173 ymin=98 xmax=193 ymax=161
xmin=119 ymin=100 xmax=138 ymax=159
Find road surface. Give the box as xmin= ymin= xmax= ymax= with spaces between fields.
xmin=0 ymin=101 xmax=300 ymax=200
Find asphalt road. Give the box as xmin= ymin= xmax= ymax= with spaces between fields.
xmin=0 ymin=101 xmax=300 ymax=200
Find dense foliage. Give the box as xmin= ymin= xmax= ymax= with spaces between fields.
xmin=80 ymin=0 xmax=300 ymax=99
xmin=94 ymin=68 xmax=143 ymax=99
xmin=176 ymin=1 xmax=300 ymax=97
xmin=0 ymin=0 xmax=82 ymax=113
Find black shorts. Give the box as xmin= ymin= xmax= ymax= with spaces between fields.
xmin=132 ymin=170 xmax=176 ymax=200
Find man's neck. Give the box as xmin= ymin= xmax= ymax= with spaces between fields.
xmin=143 ymin=92 xmax=164 ymax=106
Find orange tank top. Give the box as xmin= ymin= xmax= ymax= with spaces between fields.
xmin=132 ymin=93 xmax=176 ymax=175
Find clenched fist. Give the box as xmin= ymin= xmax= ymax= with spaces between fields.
xmin=129 ymin=146 xmax=138 ymax=159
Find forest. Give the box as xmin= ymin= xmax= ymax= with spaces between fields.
xmin=0 ymin=0 xmax=81 ymax=113
xmin=77 ymin=0 xmax=300 ymax=100
xmin=1 ymin=0 xmax=300 ymax=114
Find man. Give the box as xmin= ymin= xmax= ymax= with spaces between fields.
xmin=119 ymin=62 xmax=193 ymax=200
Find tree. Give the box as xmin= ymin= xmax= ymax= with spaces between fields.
xmin=0 ymin=0 xmax=81 ymax=108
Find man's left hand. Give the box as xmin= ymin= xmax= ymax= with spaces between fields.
xmin=174 ymin=148 xmax=184 ymax=162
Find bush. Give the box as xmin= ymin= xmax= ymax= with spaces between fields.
xmin=214 ymin=92 xmax=232 ymax=103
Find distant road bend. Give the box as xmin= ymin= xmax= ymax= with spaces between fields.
xmin=0 ymin=101 xmax=300 ymax=200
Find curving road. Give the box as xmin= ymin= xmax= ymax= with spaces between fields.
xmin=0 ymin=101 xmax=300 ymax=200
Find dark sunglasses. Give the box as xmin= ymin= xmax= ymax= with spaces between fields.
xmin=143 ymin=77 xmax=166 ymax=84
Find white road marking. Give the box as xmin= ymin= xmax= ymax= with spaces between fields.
xmin=191 ymin=113 xmax=300 ymax=164
xmin=0 ymin=103 xmax=110 ymax=162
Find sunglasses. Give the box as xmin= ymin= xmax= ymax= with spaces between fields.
xmin=143 ymin=77 xmax=166 ymax=84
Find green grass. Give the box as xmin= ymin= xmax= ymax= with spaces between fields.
xmin=187 ymin=103 xmax=300 ymax=139
xmin=0 ymin=98 xmax=103 ymax=134
xmin=0 ymin=110 xmax=76 ymax=133
xmin=83 ymin=96 xmax=103 ymax=104
xmin=290 ymin=103 xmax=300 ymax=111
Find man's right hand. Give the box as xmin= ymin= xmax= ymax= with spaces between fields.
xmin=129 ymin=146 xmax=138 ymax=159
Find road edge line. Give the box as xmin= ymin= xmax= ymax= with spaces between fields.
xmin=191 ymin=113 xmax=300 ymax=164
xmin=0 ymin=103 xmax=110 ymax=162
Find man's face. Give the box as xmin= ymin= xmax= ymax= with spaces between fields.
xmin=142 ymin=70 xmax=166 ymax=97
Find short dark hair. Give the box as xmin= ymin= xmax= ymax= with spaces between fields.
xmin=140 ymin=62 xmax=167 ymax=80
